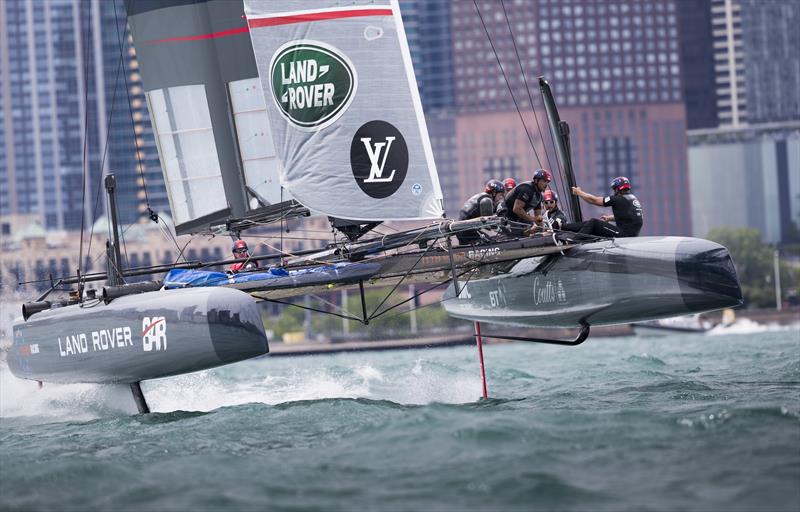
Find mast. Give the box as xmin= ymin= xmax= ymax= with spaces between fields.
xmin=539 ymin=77 xmax=582 ymax=223
xmin=105 ymin=174 xmax=124 ymax=286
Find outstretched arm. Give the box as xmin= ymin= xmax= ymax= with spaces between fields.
xmin=571 ymin=186 xmax=604 ymax=207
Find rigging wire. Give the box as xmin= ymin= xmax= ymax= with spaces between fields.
xmin=472 ymin=0 xmax=543 ymax=170
xmin=77 ymin=0 xmax=93 ymax=290
xmin=497 ymin=0 xmax=569 ymax=203
xmin=367 ymin=237 xmax=440 ymax=321
xmin=85 ymin=49 xmax=123 ymax=267
xmin=112 ymin=0 xmax=155 ymax=223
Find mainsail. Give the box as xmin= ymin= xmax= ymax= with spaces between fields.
xmin=244 ymin=0 xmax=444 ymax=221
xmin=125 ymin=0 xmax=290 ymax=234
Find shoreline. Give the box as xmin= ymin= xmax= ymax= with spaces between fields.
xmin=267 ymin=307 xmax=799 ymax=357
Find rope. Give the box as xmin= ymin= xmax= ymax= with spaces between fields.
xmin=472 ymin=0 xmax=543 ymax=169
xmin=77 ymin=1 xmax=93 ymax=285
xmin=499 ymin=0 xmax=556 ymax=175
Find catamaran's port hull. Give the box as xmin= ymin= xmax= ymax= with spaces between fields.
xmin=443 ymin=237 xmax=743 ymax=328
xmin=8 ymin=287 xmax=268 ymax=384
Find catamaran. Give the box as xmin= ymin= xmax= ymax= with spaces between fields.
xmin=7 ymin=0 xmax=742 ymax=413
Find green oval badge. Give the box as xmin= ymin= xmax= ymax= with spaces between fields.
xmin=270 ymin=41 xmax=357 ymax=131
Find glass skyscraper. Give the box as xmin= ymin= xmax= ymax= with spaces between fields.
xmin=0 ymin=0 xmax=167 ymax=231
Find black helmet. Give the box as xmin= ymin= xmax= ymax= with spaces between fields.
xmin=484 ymin=179 xmax=504 ymax=194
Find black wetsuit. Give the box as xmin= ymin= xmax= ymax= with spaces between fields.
xmin=501 ymin=181 xmax=543 ymax=235
xmin=456 ymin=192 xmax=494 ymax=244
xmin=544 ymin=207 xmax=568 ymax=230
xmin=564 ymin=192 xmax=643 ymax=238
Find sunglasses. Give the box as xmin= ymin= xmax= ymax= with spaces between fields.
xmin=544 ymin=200 xmax=556 ymax=204
xmin=233 ymin=249 xmax=248 ymax=254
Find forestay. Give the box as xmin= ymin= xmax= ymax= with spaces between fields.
xmin=245 ymin=0 xmax=444 ymax=221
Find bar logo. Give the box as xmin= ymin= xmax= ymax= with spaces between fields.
xmin=142 ymin=317 xmax=167 ymax=352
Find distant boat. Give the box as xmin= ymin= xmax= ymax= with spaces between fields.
xmin=632 ymin=309 xmax=737 ymax=336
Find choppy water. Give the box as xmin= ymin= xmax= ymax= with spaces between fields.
xmin=2 ymin=327 xmax=799 ymax=511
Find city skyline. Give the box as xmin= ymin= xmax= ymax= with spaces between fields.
xmin=1 ymin=0 xmax=797 ymax=249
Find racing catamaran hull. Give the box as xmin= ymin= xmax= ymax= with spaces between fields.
xmin=442 ymin=237 xmax=742 ymax=328
xmin=8 ymin=287 xmax=268 ymax=384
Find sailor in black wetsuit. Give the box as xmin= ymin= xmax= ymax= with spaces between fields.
xmin=565 ymin=176 xmax=643 ymax=238
xmin=499 ymin=169 xmax=552 ymax=236
xmin=456 ymin=179 xmax=505 ymax=245
xmin=541 ymin=189 xmax=568 ymax=230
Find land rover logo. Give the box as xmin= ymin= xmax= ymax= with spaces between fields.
xmin=270 ymin=41 xmax=357 ymax=130
xmin=351 ymin=121 xmax=408 ymax=199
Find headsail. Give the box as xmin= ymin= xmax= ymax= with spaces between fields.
xmin=244 ymin=0 xmax=444 ymax=221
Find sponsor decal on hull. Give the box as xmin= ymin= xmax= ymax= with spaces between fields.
xmin=533 ymin=276 xmax=568 ymax=306
xmin=53 ymin=317 xmax=169 ymax=357
xmin=142 ymin=317 xmax=167 ymax=352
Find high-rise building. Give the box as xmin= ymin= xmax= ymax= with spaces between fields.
xmin=400 ymin=0 xmax=456 ymax=114
xmin=677 ymin=0 xmax=718 ymax=129
xmin=707 ymin=0 xmax=800 ymax=128
xmin=688 ymin=123 xmax=800 ymax=244
xmin=447 ymin=0 xmax=691 ymax=236
xmin=0 ymin=0 xmax=167 ymax=231
xmin=710 ymin=0 xmax=747 ymax=127
xmin=738 ymin=0 xmax=800 ymax=124
xmin=99 ymin=0 xmax=168 ymax=226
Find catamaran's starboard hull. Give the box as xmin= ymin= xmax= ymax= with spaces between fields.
xmin=8 ymin=287 xmax=268 ymax=384
xmin=443 ymin=237 xmax=742 ymax=328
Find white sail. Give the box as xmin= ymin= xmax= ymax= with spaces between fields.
xmin=244 ymin=0 xmax=444 ymax=221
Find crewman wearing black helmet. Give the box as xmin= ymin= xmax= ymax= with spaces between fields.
xmin=500 ymin=169 xmax=552 ymax=236
xmin=456 ymin=179 xmax=505 ymax=245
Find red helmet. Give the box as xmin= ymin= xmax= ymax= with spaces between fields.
xmin=610 ymin=176 xmax=631 ymax=191
xmin=542 ymin=189 xmax=558 ymax=202
xmin=484 ymin=179 xmax=504 ymax=194
xmin=503 ymin=178 xmax=516 ymax=191
xmin=533 ymin=169 xmax=552 ymax=182
xmin=232 ymin=239 xmax=249 ymax=253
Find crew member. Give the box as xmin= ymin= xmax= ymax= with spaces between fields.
xmin=566 ymin=176 xmax=643 ymax=238
xmin=500 ymin=169 xmax=551 ymax=235
xmin=503 ymin=177 xmax=516 ymax=193
xmin=541 ymin=189 xmax=568 ymax=230
xmin=230 ymin=239 xmax=259 ymax=273
xmin=456 ymin=179 xmax=505 ymax=245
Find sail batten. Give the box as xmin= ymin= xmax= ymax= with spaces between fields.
xmin=245 ymin=0 xmax=444 ymax=221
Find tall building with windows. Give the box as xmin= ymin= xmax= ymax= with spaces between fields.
xmin=447 ymin=0 xmax=690 ymax=236
xmin=0 ymin=0 xmax=167 ymax=231
xmin=710 ymin=0 xmax=747 ymax=127
xmin=738 ymin=0 xmax=800 ymax=124
xmin=705 ymin=0 xmax=800 ymax=128
xmin=677 ymin=0 xmax=718 ymax=130
xmin=400 ymin=0 xmax=456 ymax=114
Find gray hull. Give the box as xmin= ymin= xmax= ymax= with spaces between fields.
xmin=443 ymin=237 xmax=742 ymax=328
xmin=8 ymin=287 xmax=268 ymax=384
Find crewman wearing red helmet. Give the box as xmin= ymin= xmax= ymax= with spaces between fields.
xmin=230 ymin=239 xmax=259 ymax=273
xmin=567 ymin=176 xmax=643 ymax=238
xmin=541 ymin=189 xmax=568 ymax=231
